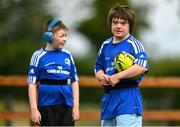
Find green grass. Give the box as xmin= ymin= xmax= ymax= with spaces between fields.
xmin=76 ymin=120 xmax=100 ymax=126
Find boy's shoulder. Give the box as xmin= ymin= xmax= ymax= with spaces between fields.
xmin=32 ymin=48 xmax=46 ymax=56
xmin=98 ymin=37 xmax=113 ymax=51
xmin=103 ymin=37 xmax=113 ymax=44
xmin=61 ymin=48 xmax=72 ymax=56
xmin=127 ymin=35 xmax=142 ymax=44
xmin=62 ymin=48 xmax=71 ymax=54
xmin=30 ymin=48 xmax=47 ymax=66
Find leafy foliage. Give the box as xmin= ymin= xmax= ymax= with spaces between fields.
xmin=147 ymin=59 xmax=180 ymax=76
xmin=77 ymin=0 xmax=149 ymax=52
xmin=0 ymin=0 xmax=51 ymax=42
xmin=0 ymin=0 xmax=180 ymax=76
xmin=0 ymin=0 xmax=51 ymax=74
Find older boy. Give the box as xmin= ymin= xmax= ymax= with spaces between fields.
xmin=94 ymin=4 xmax=148 ymax=127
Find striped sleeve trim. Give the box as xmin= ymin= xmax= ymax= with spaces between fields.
xmin=134 ymin=59 xmax=148 ymax=68
xmin=28 ymin=76 xmax=37 ymax=84
xmin=30 ymin=48 xmax=47 ymax=67
xmin=127 ymin=37 xmax=145 ymax=54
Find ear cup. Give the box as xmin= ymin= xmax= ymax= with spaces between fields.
xmin=43 ymin=18 xmax=60 ymax=43
xmin=43 ymin=31 xmax=53 ymax=43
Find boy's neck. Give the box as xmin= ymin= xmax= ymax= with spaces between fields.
xmin=45 ymin=43 xmax=61 ymax=51
xmin=112 ymin=34 xmax=130 ymax=44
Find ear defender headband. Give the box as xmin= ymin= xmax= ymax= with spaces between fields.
xmin=43 ymin=18 xmax=60 ymax=43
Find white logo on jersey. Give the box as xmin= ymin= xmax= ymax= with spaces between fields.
xmin=65 ymin=58 xmax=70 ymax=66
xmin=105 ymin=57 xmax=110 ymax=60
xmin=47 ymin=65 xmax=70 ymax=75
xmin=139 ymin=54 xmax=145 ymax=59
xmin=29 ymin=69 xmax=35 ymax=74
xmin=45 ymin=62 xmax=55 ymax=66
xmin=58 ymin=66 xmax=62 ymax=70
xmin=133 ymin=107 xmax=139 ymax=109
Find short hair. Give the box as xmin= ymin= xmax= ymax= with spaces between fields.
xmin=107 ymin=4 xmax=135 ymax=33
xmin=43 ymin=18 xmax=68 ymax=34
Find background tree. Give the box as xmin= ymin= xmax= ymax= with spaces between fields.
xmin=0 ymin=0 xmax=180 ymax=76
xmin=77 ymin=0 xmax=149 ymax=53
xmin=0 ymin=0 xmax=51 ymax=75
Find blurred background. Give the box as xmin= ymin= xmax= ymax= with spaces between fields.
xmin=0 ymin=0 xmax=180 ymax=126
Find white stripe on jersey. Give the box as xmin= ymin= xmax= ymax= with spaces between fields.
xmin=30 ymin=48 xmax=47 ymax=66
xmin=137 ymin=59 xmax=141 ymax=65
xmin=30 ymin=51 xmax=39 ymax=65
xmin=143 ymin=60 xmax=147 ymax=68
xmin=128 ymin=36 xmax=145 ymax=54
xmin=75 ymin=75 xmax=78 ymax=82
xmin=34 ymin=50 xmax=46 ymax=66
xmin=127 ymin=39 xmax=138 ymax=54
xmin=28 ymin=76 xmax=37 ymax=84
xmin=139 ymin=41 xmax=145 ymax=52
xmin=98 ymin=38 xmax=112 ymax=55
xmin=62 ymin=49 xmax=79 ymax=82
xmin=133 ymin=39 xmax=141 ymax=53
xmin=62 ymin=49 xmax=75 ymax=64
xmin=134 ymin=59 xmax=148 ymax=68
xmin=135 ymin=39 xmax=144 ymax=52
xmin=140 ymin=59 xmax=144 ymax=66
xmin=30 ymin=49 xmax=43 ymax=65
xmin=62 ymin=48 xmax=71 ymax=54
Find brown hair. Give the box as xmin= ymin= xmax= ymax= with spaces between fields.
xmin=43 ymin=18 xmax=68 ymax=34
xmin=107 ymin=4 xmax=135 ymax=33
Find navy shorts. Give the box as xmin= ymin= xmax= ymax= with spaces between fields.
xmin=38 ymin=104 xmax=74 ymax=126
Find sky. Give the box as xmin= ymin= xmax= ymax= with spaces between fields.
xmin=48 ymin=0 xmax=180 ymax=60
xmin=131 ymin=0 xmax=180 ymax=59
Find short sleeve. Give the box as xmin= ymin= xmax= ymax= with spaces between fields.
xmin=128 ymin=38 xmax=149 ymax=70
xmin=27 ymin=49 xmax=46 ymax=84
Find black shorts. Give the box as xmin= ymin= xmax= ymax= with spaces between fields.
xmin=38 ymin=104 xmax=74 ymax=126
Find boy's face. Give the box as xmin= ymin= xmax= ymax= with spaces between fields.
xmin=111 ymin=18 xmax=130 ymax=40
xmin=52 ymin=29 xmax=67 ymax=50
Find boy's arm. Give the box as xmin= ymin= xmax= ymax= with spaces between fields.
xmin=72 ymin=81 xmax=79 ymax=121
xmin=28 ymin=84 xmax=41 ymax=124
xmin=118 ymin=64 xmax=147 ymax=78
xmin=110 ymin=64 xmax=148 ymax=86
xmin=95 ymin=70 xmax=105 ymax=81
xmin=28 ymin=84 xmax=38 ymax=110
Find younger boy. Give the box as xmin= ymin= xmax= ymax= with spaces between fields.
xmin=28 ymin=18 xmax=79 ymax=126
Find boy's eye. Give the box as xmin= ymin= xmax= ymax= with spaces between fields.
xmin=121 ymin=21 xmax=126 ymax=24
xmin=59 ymin=34 xmax=66 ymax=37
xmin=112 ymin=20 xmax=127 ymax=25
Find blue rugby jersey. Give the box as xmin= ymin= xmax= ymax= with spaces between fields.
xmin=28 ymin=48 xmax=78 ymax=106
xmin=94 ymin=35 xmax=149 ymax=120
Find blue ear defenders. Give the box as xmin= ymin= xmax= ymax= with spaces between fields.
xmin=43 ymin=18 xmax=60 ymax=43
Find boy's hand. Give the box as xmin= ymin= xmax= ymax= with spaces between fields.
xmin=31 ymin=108 xmax=41 ymax=125
xmin=72 ymin=106 xmax=79 ymax=121
xmin=101 ymin=75 xmax=111 ymax=86
xmin=109 ymin=73 xmax=121 ymax=87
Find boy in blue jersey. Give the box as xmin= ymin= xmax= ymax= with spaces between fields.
xmin=94 ymin=4 xmax=149 ymax=127
xmin=28 ymin=18 xmax=79 ymax=126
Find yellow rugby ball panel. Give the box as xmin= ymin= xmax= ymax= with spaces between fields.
xmin=114 ymin=51 xmax=135 ymax=72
